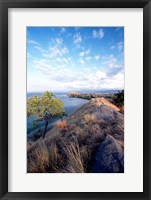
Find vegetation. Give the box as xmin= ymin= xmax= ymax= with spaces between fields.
xmin=27 ymin=109 xmax=123 ymax=173
xmin=27 ymin=93 xmax=124 ymax=173
xmin=113 ymin=90 xmax=124 ymax=106
xmin=56 ymin=120 xmax=68 ymax=131
xmin=112 ymin=90 xmax=124 ymax=113
xmin=27 ymin=118 xmax=105 ymax=173
xmin=32 ymin=119 xmax=40 ymax=130
xmin=27 ymin=91 xmax=65 ymax=138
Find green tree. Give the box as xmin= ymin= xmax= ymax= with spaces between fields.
xmin=113 ymin=90 xmax=124 ymax=106
xmin=27 ymin=91 xmax=65 ymax=138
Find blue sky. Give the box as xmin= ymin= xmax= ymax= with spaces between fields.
xmin=27 ymin=27 xmax=124 ymax=92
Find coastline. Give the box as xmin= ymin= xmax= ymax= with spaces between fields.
xmin=28 ymin=96 xmax=124 ymax=173
xmin=68 ymin=92 xmax=114 ymax=100
xmin=27 ymin=90 xmax=124 ymax=141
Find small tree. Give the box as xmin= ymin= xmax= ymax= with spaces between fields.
xmin=113 ymin=90 xmax=124 ymax=106
xmin=27 ymin=91 xmax=65 ymax=138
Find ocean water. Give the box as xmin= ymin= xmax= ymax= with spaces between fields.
xmin=27 ymin=90 xmax=118 ymax=134
xmin=27 ymin=92 xmax=89 ymax=134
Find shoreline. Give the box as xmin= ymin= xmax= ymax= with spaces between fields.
xmin=68 ymin=92 xmax=114 ymax=100
xmin=27 ymin=91 xmax=124 ymax=141
xmin=28 ymin=97 xmax=124 ymax=173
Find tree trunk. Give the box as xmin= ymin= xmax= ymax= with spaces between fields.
xmin=43 ymin=120 xmax=48 ymax=138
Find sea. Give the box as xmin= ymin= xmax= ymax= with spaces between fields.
xmin=27 ymin=90 xmax=118 ymax=134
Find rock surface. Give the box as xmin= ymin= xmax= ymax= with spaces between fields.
xmin=92 ymin=134 xmax=124 ymax=173
xmin=30 ymin=97 xmax=124 ymax=173
xmin=63 ymin=98 xmax=124 ymax=142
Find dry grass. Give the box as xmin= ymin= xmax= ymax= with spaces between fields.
xmin=55 ymin=120 xmax=68 ymax=131
xmin=27 ymin=114 xmax=107 ymax=173
xmin=119 ymin=105 xmax=124 ymax=113
xmin=84 ymin=113 xmax=96 ymax=124
xmin=27 ymin=136 xmax=91 ymax=173
xmin=28 ymin=141 xmax=50 ymax=172
xmin=62 ymin=139 xmax=87 ymax=173
xmin=27 ymin=101 xmax=124 ymax=173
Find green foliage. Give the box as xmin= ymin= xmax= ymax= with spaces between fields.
xmin=113 ymin=90 xmax=124 ymax=106
xmin=32 ymin=119 xmax=40 ymax=130
xmin=27 ymin=91 xmax=65 ymax=121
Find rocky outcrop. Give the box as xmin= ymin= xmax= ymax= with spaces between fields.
xmin=92 ymin=134 xmax=124 ymax=173
xmin=29 ymin=97 xmax=124 ymax=173
xmin=64 ymin=98 xmax=124 ymax=142
xmin=68 ymin=92 xmax=113 ymax=100
xmin=91 ymin=98 xmax=120 ymax=112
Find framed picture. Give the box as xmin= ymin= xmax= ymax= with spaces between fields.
xmin=0 ymin=0 xmax=151 ymax=199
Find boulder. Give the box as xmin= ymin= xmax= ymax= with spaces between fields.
xmin=92 ymin=134 xmax=124 ymax=173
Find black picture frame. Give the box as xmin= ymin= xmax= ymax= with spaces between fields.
xmin=0 ymin=0 xmax=151 ymax=199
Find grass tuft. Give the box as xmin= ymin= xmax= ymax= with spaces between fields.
xmin=55 ymin=120 xmax=68 ymax=131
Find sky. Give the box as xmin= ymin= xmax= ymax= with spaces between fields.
xmin=27 ymin=27 xmax=124 ymax=92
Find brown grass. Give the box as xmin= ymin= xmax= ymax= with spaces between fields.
xmin=119 ymin=105 xmax=124 ymax=113
xmin=84 ymin=113 xmax=96 ymax=124
xmin=27 ymin=118 xmax=106 ymax=173
xmin=27 ymin=136 xmax=91 ymax=173
xmin=27 ymin=104 xmax=124 ymax=173
xmin=28 ymin=141 xmax=50 ymax=172
xmin=55 ymin=120 xmax=68 ymax=131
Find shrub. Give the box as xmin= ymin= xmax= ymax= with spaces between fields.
xmin=56 ymin=120 xmax=68 ymax=131
xmin=113 ymin=90 xmax=124 ymax=106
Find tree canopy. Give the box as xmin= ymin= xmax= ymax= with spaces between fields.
xmin=27 ymin=91 xmax=65 ymax=120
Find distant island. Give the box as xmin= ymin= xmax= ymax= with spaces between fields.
xmin=68 ymin=90 xmax=124 ymax=112
xmin=68 ymin=92 xmax=114 ymax=100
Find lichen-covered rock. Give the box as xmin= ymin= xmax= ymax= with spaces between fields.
xmin=92 ymin=134 xmax=124 ymax=173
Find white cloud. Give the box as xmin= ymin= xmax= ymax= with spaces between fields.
xmin=101 ymin=55 xmax=124 ymax=77
xmin=95 ymin=70 xmax=106 ymax=79
xmin=94 ymin=55 xmax=100 ymax=60
xmin=27 ymin=39 xmax=40 ymax=46
xmin=100 ymin=72 xmax=124 ymax=89
xmin=110 ymin=42 xmax=123 ymax=52
xmin=79 ymin=49 xmax=90 ymax=57
xmin=27 ymin=52 xmax=33 ymax=58
xmin=42 ymin=38 xmax=68 ymax=58
xmin=79 ymin=59 xmax=84 ymax=64
xmin=34 ymin=46 xmax=45 ymax=53
xmin=28 ymin=57 xmax=124 ymax=92
xmin=54 ymin=38 xmax=62 ymax=45
xmin=27 ymin=29 xmax=124 ymax=92
xmin=56 ymin=57 xmax=62 ymax=62
xmin=79 ymin=52 xmax=85 ymax=57
xmin=85 ymin=56 xmax=92 ymax=61
xmin=60 ymin=27 xmax=66 ymax=33
xmin=102 ymin=55 xmax=117 ymax=65
xmin=93 ymin=30 xmax=98 ymax=38
xmin=28 ymin=39 xmax=45 ymax=53
xmin=117 ymin=42 xmax=123 ymax=51
xmin=73 ymin=33 xmax=82 ymax=47
xmin=92 ymin=29 xmax=104 ymax=39
xmin=63 ymin=58 xmax=68 ymax=63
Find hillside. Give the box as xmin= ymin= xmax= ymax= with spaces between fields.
xmin=27 ymin=97 xmax=124 ymax=173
